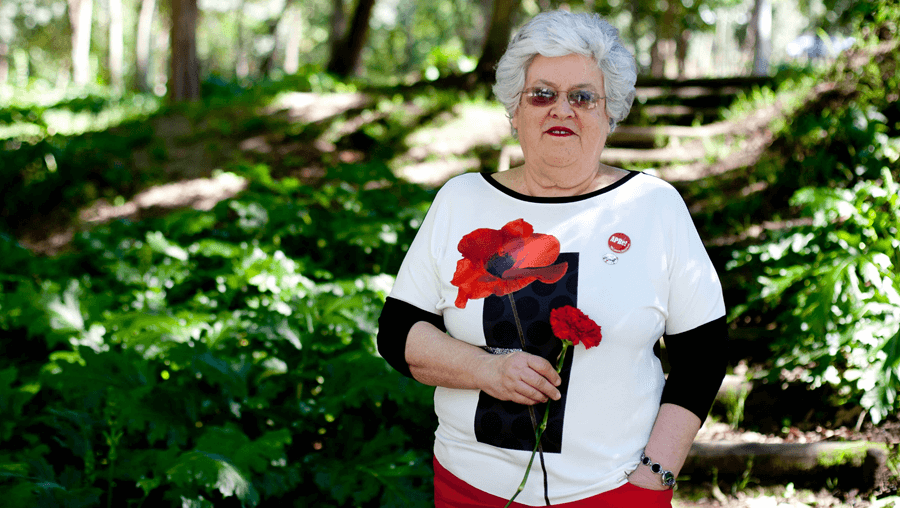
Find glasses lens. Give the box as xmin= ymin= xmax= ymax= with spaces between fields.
xmin=568 ymin=90 xmax=598 ymax=109
xmin=527 ymin=88 xmax=557 ymax=107
xmin=525 ymin=88 xmax=600 ymax=109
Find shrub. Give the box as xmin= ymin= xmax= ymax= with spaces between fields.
xmin=729 ymin=169 xmax=900 ymax=424
xmin=0 ymin=163 xmax=438 ymax=507
xmin=727 ymin=7 xmax=900 ymax=425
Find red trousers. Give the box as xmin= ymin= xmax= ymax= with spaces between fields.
xmin=434 ymin=457 xmax=673 ymax=508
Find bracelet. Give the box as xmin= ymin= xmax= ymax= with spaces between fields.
xmin=640 ymin=452 xmax=676 ymax=489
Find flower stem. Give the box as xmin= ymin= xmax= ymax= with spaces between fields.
xmin=507 ymin=293 xmax=527 ymax=351
xmin=507 ymin=293 xmax=550 ymax=504
xmin=504 ymin=342 xmax=569 ymax=508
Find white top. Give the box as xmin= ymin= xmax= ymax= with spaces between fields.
xmin=388 ymin=171 xmax=725 ymax=505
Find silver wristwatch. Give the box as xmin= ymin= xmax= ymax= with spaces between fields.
xmin=640 ymin=452 xmax=676 ymax=488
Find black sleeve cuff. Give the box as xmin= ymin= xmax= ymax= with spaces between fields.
xmin=660 ymin=316 xmax=729 ymax=422
xmin=376 ymin=297 xmax=447 ymax=378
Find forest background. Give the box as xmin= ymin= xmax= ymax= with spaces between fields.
xmin=1 ymin=0 xmax=899 ymax=507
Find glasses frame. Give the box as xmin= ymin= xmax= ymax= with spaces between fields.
xmin=521 ymin=86 xmax=606 ymax=110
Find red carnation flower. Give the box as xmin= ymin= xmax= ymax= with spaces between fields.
xmin=549 ymin=306 xmax=602 ymax=349
xmin=450 ymin=218 xmax=568 ymax=309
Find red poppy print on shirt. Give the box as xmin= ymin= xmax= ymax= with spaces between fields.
xmin=451 ymin=218 xmax=568 ymax=309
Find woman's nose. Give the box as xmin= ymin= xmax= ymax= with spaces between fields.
xmin=550 ymin=94 xmax=576 ymax=117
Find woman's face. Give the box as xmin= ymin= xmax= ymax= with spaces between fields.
xmin=511 ymin=53 xmax=610 ymax=172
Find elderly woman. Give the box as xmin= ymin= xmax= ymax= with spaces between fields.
xmin=377 ymin=10 xmax=727 ymax=507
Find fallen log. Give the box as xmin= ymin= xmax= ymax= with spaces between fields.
xmin=683 ymin=441 xmax=889 ymax=491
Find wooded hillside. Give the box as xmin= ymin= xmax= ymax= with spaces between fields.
xmin=1 ymin=1 xmax=898 ymax=507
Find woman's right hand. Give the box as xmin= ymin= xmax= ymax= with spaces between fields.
xmin=406 ymin=322 xmax=561 ymax=403
xmin=477 ymin=352 xmax=562 ymax=405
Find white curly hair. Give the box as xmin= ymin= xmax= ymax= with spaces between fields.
xmin=493 ymin=10 xmax=637 ymax=136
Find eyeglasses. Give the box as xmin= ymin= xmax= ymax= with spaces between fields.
xmin=522 ymin=87 xmax=605 ymax=110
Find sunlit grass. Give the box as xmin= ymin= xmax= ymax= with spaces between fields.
xmin=721 ymin=70 xmax=818 ymax=126
xmin=41 ymin=99 xmax=161 ymax=135
xmin=0 ymin=86 xmax=162 ymax=140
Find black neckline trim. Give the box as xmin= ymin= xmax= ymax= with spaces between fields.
xmin=480 ymin=170 xmax=641 ymax=203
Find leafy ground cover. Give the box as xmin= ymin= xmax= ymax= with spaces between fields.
xmin=707 ymin=35 xmax=900 ymax=429
xmin=2 ymin=73 xmax=468 ymax=504
xmin=1 ymin=158 xmax=443 ymax=506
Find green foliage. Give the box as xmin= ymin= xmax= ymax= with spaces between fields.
xmin=0 ymin=89 xmax=165 ymax=234
xmin=0 ymin=91 xmax=162 ymax=137
xmin=722 ymin=385 xmax=750 ymax=431
xmin=422 ymin=43 xmax=479 ymax=81
xmin=729 ymin=169 xmax=900 ymax=424
xmin=0 ymin=123 xmax=155 ymax=232
xmin=363 ymin=0 xmax=484 ymax=81
xmin=0 ymin=160 xmax=438 ymax=506
xmin=726 ymin=11 xmax=900 ymax=425
xmin=812 ymin=0 xmax=900 ymax=33
xmin=731 ymin=456 xmax=756 ymax=494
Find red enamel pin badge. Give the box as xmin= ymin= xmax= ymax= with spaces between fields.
xmin=608 ymin=233 xmax=631 ymax=254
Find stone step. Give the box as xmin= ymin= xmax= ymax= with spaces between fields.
xmin=636 ymin=85 xmax=745 ymax=100
xmin=631 ymin=104 xmax=722 ymax=121
xmin=497 ymin=142 xmax=709 ymax=171
xmin=610 ymin=123 xmax=733 ymax=143
xmin=634 ymin=75 xmax=773 ymax=90
xmin=602 ymin=146 xmax=705 ymax=164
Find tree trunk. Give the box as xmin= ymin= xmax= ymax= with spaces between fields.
xmin=283 ymin=4 xmax=301 ymax=74
xmin=752 ymin=0 xmax=772 ymax=76
xmin=649 ymin=38 xmax=664 ymax=78
xmin=327 ymin=0 xmax=347 ymax=65
xmin=0 ymin=2 xmax=8 ymax=83
xmin=449 ymin=0 xmax=478 ymax=56
xmin=169 ymin=0 xmax=199 ymax=101
xmin=108 ymin=0 xmax=124 ymax=91
xmin=474 ymin=0 xmax=521 ymax=82
xmin=326 ymin=0 xmax=376 ymax=77
xmin=742 ymin=0 xmax=758 ymax=61
xmin=0 ymin=42 xmax=7 ymax=84
xmin=659 ymin=0 xmax=678 ymax=78
xmin=235 ymin=0 xmax=249 ymax=78
xmin=154 ymin=15 xmax=169 ymax=92
xmin=400 ymin=2 xmax=419 ymax=73
xmin=68 ymin=0 xmax=94 ymax=86
xmin=676 ymin=30 xmax=690 ymax=78
xmin=136 ymin=0 xmax=156 ymax=92
xmin=260 ymin=0 xmax=293 ymax=76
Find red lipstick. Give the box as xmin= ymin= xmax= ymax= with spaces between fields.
xmin=545 ymin=126 xmax=575 ymax=136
